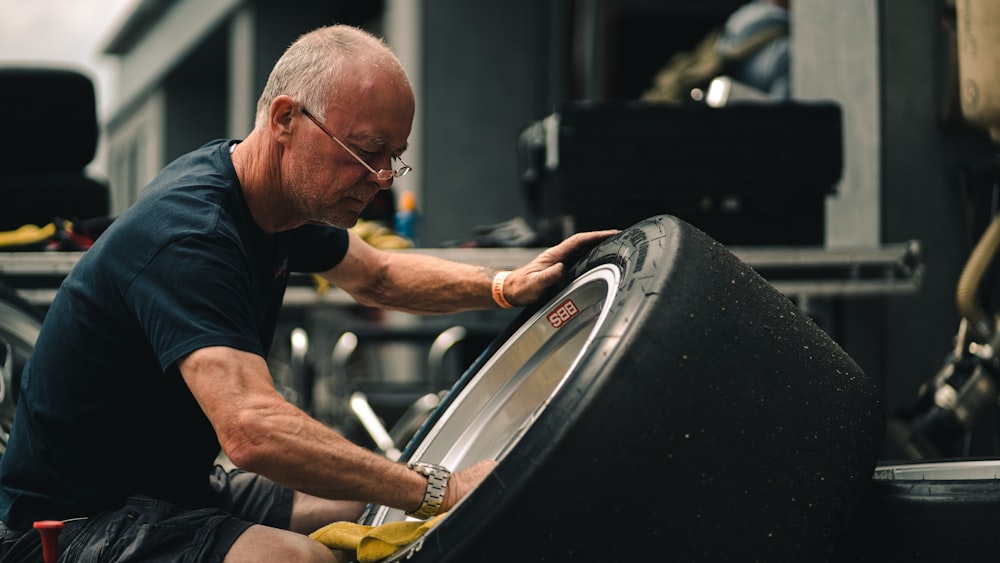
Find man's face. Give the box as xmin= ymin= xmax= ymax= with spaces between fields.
xmin=286 ymin=69 xmax=415 ymax=229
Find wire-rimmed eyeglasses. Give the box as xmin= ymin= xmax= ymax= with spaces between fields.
xmin=300 ymin=107 xmax=412 ymax=181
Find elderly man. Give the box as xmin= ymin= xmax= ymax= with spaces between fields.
xmin=0 ymin=25 xmax=613 ymax=562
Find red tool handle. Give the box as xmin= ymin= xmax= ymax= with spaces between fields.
xmin=33 ymin=520 xmax=64 ymax=563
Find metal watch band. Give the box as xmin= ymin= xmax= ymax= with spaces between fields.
xmin=405 ymin=461 xmax=451 ymax=519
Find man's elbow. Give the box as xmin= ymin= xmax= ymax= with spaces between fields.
xmin=341 ymin=276 xmax=394 ymax=310
xmin=216 ymin=416 xmax=273 ymax=472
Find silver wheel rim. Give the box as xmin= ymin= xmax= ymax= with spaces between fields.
xmin=368 ymin=263 xmax=622 ymax=526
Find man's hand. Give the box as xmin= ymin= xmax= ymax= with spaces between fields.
xmin=503 ymin=230 xmax=619 ymax=307
xmin=439 ymin=460 xmax=499 ymax=514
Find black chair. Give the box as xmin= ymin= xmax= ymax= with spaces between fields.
xmin=0 ymin=66 xmax=110 ymax=232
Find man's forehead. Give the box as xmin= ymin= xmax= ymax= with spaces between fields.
xmin=328 ymin=88 xmax=413 ymax=154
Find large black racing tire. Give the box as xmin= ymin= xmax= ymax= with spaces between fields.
xmin=361 ymin=215 xmax=882 ymax=561
xmin=0 ymin=284 xmax=43 ymax=453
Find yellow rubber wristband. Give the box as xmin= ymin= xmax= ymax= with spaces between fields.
xmin=492 ymin=271 xmax=514 ymax=309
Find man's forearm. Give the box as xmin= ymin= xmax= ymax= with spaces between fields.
xmin=342 ymin=252 xmax=502 ymax=314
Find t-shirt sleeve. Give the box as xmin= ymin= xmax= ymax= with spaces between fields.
xmin=286 ymin=225 xmax=350 ymax=273
xmin=125 ymin=233 xmax=263 ymax=371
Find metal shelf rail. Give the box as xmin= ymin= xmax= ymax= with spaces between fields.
xmin=0 ymin=241 xmax=923 ymax=308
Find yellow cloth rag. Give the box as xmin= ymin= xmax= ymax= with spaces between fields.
xmin=0 ymin=223 xmax=57 ymax=248
xmin=310 ymin=514 xmax=445 ymax=563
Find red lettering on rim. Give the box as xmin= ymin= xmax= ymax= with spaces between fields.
xmin=547 ymin=299 xmax=580 ymax=329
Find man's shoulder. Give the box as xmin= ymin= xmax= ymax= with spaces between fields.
xmin=127 ymin=141 xmax=243 ymax=233
xmin=84 ymin=140 xmax=246 ymax=274
xmin=145 ymin=140 xmax=237 ymax=198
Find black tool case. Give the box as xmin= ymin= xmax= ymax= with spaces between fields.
xmin=518 ymin=100 xmax=843 ymax=246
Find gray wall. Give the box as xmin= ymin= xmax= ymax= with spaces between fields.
xmin=419 ymin=0 xmax=552 ymax=246
xmin=164 ymin=25 xmax=228 ymax=162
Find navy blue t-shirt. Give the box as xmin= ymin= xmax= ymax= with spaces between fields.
xmin=0 ymin=140 xmax=349 ymax=529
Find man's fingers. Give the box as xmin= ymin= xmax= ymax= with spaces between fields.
xmin=544 ymin=229 xmax=619 ymax=263
xmin=505 ymin=229 xmax=618 ymax=308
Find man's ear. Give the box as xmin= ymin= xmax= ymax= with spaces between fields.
xmin=269 ymin=95 xmax=297 ymax=145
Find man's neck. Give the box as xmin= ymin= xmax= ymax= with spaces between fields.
xmin=229 ymin=131 xmax=298 ymax=234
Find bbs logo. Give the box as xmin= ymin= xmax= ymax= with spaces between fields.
xmin=547 ymin=299 xmax=579 ymax=328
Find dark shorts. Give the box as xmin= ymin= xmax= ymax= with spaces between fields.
xmin=0 ymin=465 xmax=294 ymax=563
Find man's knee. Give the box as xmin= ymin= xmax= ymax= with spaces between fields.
xmin=225 ymin=524 xmax=337 ymax=562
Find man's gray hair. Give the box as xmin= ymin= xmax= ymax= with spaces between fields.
xmin=254 ymin=25 xmax=403 ymax=128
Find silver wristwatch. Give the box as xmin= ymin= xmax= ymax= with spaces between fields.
xmin=406 ymin=461 xmax=451 ymax=519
